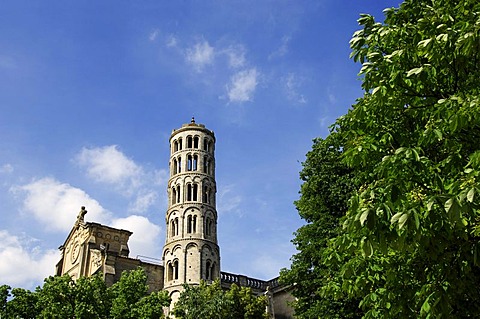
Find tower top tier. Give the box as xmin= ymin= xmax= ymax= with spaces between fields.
xmin=170 ymin=118 xmax=215 ymax=142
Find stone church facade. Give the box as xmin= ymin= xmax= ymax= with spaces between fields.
xmin=55 ymin=119 xmax=294 ymax=318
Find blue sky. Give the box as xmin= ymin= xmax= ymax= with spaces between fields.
xmin=0 ymin=1 xmax=401 ymax=290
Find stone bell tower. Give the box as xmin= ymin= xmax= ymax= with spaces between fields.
xmin=162 ymin=118 xmax=220 ymax=301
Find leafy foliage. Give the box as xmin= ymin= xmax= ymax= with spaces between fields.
xmin=172 ymin=280 xmax=268 ymax=319
xmin=280 ymin=134 xmax=362 ymax=318
xmin=1 ymin=268 xmax=170 ymax=319
xmin=285 ymin=0 xmax=480 ymax=317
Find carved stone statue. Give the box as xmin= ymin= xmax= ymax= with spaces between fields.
xmin=76 ymin=206 xmax=87 ymax=224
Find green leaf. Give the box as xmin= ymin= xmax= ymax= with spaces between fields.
xmin=391 ymin=212 xmax=403 ymax=224
xmin=467 ymin=188 xmax=475 ymax=202
xmin=406 ymin=67 xmax=423 ymax=77
xmin=360 ymin=209 xmax=369 ymax=226
xmin=398 ymin=213 xmax=409 ymax=229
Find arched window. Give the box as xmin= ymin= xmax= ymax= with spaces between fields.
xmin=168 ymin=262 xmax=173 ymax=281
xmin=173 ymin=159 xmax=178 ymax=175
xmin=187 ymin=155 xmax=192 ymax=171
xmin=177 ymin=157 xmax=182 ymax=173
xmin=206 ymin=260 xmax=211 ymax=280
xmin=203 ymin=138 xmax=209 ymax=151
xmin=174 ymin=260 xmax=179 ymax=280
xmin=174 ymin=140 xmax=178 ymax=152
xmin=203 ymin=156 xmax=209 ymax=174
xmin=193 ymin=155 xmax=198 ymax=171
xmin=172 ymin=187 xmax=177 ymax=205
xmin=193 ymin=184 xmax=198 ymax=201
xmin=187 ymin=184 xmax=192 ymax=201
xmin=205 ymin=217 xmax=213 ymax=236
xmin=170 ymin=218 xmax=179 ymax=237
xmin=176 ymin=185 xmax=181 ymax=204
xmin=187 ymin=183 xmax=198 ymax=201
xmin=187 ymin=215 xmax=197 ymax=233
xmin=205 ymin=260 xmax=215 ymax=280
xmin=203 ymin=186 xmax=209 ymax=204
xmin=178 ymin=138 xmax=183 ymax=150
xmin=208 ymin=141 xmax=213 ymax=154
xmin=193 ymin=136 xmax=199 ymax=148
xmin=187 ymin=136 xmax=193 ymax=148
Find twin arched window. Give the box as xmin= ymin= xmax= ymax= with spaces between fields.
xmin=168 ymin=260 xmax=179 ymax=281
xmin=170 ymin=217 xmax=179 ymax=237
xmin=187 ymin=215 xmax=197 ymax=233
xmin=205 ymin=260 xmax=215 ymax=280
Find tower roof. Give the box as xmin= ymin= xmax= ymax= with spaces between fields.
xmin=170 ymin=118 xmax=215 ymax=140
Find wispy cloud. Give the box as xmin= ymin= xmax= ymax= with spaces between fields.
xmin=185 ymin=40 xmax=215 ymax=72
xmin=149 ymin=29 xmax=160 ymax=42
xmin=222 ymin=44 xmax=246 ymax=69
xmin=165 ymin=34 xmax=178 ymax=48
xmin=268 ymin=36 xmax=291 ymax=60
xmin=284 ymin=73 xmax=307 ymax=104
xmin=226 ymin=68 xmax=259 ymax=103
xmin=0 ymin=230 xmax=58 ymax=289
xmin=0 ymin=163 xmax=13 ymax=174
xmin=217 ymin=184 xmax=243 ymax=216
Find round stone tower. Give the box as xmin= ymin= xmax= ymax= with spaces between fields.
xmin=162 ymin=118 xmax=220 ymax=301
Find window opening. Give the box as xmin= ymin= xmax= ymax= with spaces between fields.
xmin=193 ymin=136 xmax=199 ymax=148
xmin=187 ymin=155 xmax=192 ymax=171
xmin=193 ymin=184 xmax=198 ymax=201
xmin=187 ymin=136 xmax=193 ymax=148
xmin=193 ymin=155 xmax=198 ymax=171
xmin=174 ymin=260 xmax=179 ymax=280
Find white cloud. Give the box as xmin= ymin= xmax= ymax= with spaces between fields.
xmin=0 ymin=230 xmax=59 ymax=289
xmin=166 ymin=34 xmax=178 ymax=48
xmin=0 ymin=163 xmax=13 ymax=174
xmin=76 ymin=145 xmax=142 ymax=189
xmin=75 ymin=145 xmax=165 ymax=213
xmin=149 ymin=29 xmax=160 ymax=42
xmin=226 ymin=68 xmax=259 ymax=103
xmin=128 ymin=190 xmax=158 ymax=213
xmin=222 ymin=45 xmax=246 ymax=69
xmin=111 ymin=215 xmax=162 ymax=258
xmin=185 ymin=40 xmax=215 ymax=72
xmin=12 ymin=177 xmax=111 ymax=232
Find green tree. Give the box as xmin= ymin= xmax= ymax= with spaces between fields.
xmin=280 ymin=134 xmax=362 ymax=318
xmin=173 ymin=280 xmax=268 ymax=319
xmin=109 ymin=268 xmax=170 ymax=319
xmin=224 ymin=283 xmax=268 ymax=319
xmin=2 ymin=268 xmax=170 ymax=319
xmin=36 ymin=275 xmax=75 ymax=318
xmin=0 ymin=285 xmax=9 ymax=318
xmin=285 ymin=0 xmax=480 ymax=317
xmin=328 ymin=0 xmax=480 ymax=317
xmin=73 ymin=275 xmax=110 ymax=319
xmin=6 ymin=287 xmax=39 ymax=319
